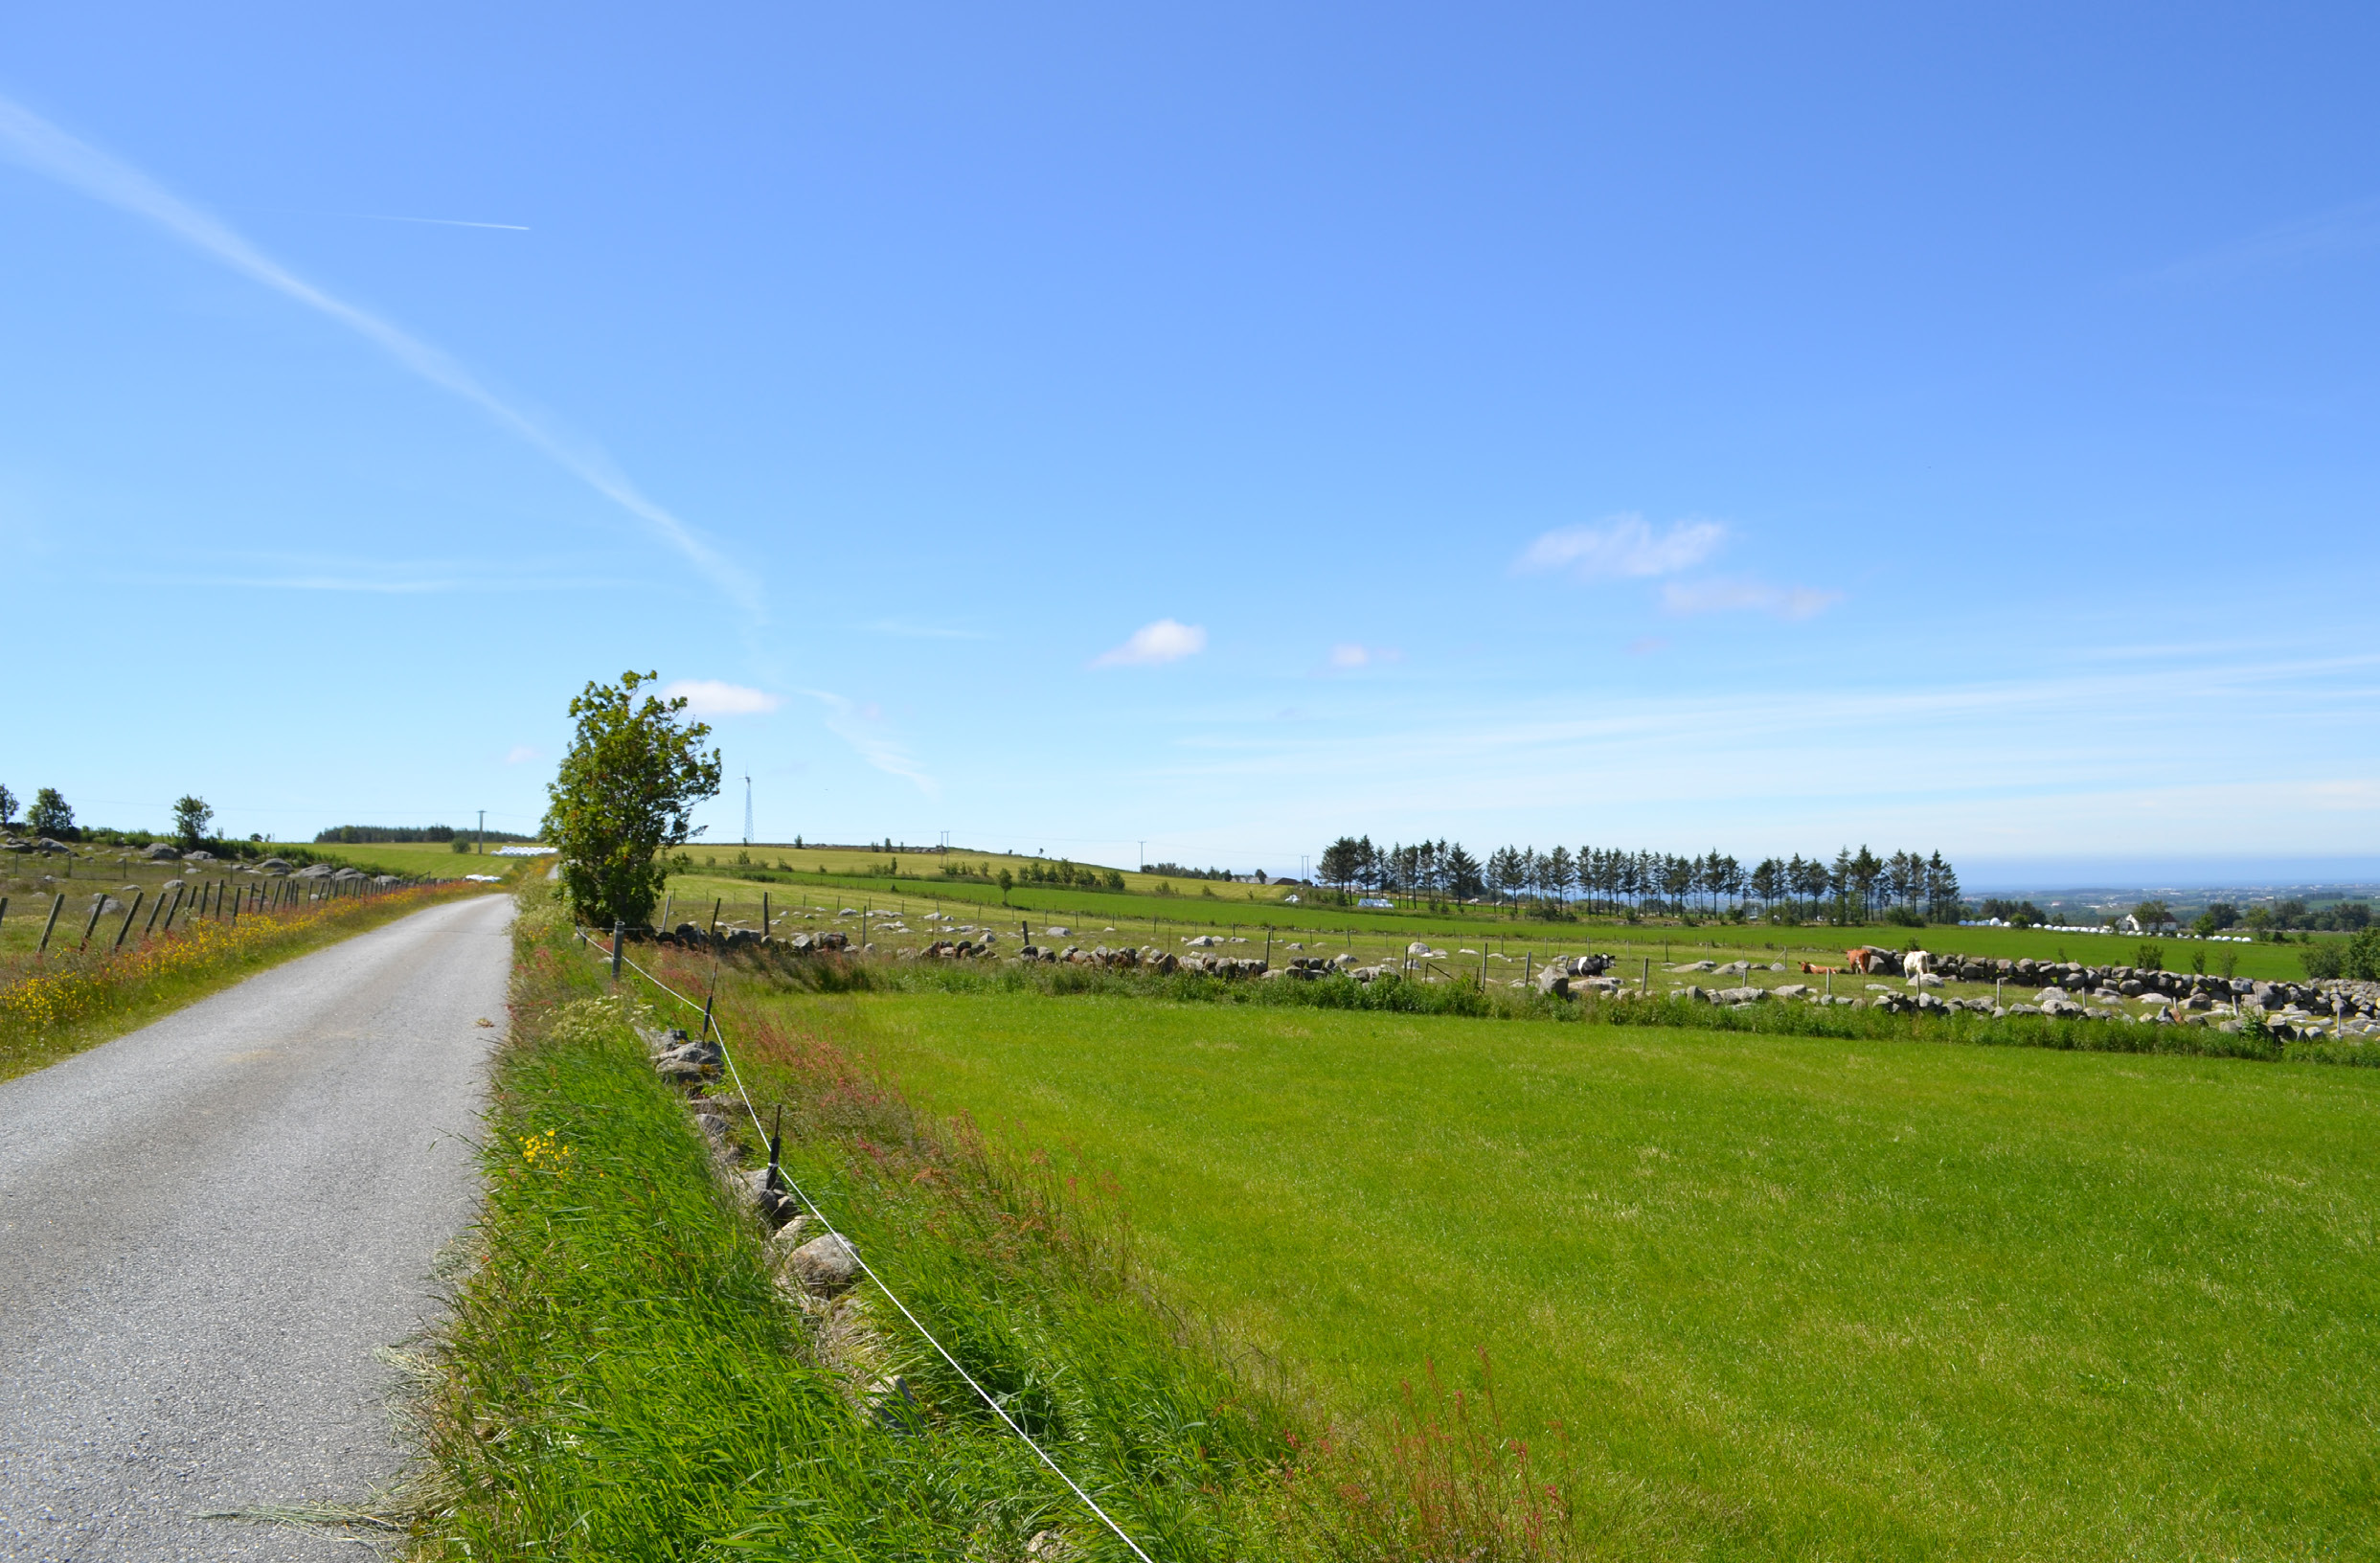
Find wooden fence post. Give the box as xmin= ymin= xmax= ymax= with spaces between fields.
xmin=39 ymin=892 xmax=65 ymax=954
xmin=115 ymin=892 xmax=145 ymax=949
xmin=79 ymin=895 xmax=107 ymax=950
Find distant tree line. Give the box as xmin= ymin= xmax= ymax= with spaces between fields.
xmin=1141 ymin=860 xmax=1236 ymax=882
xmin=1315 ymin=836 xmax=1962 ymax=923
xmin=314 ymin=824 xmax=536 ymax=845
xmin=1022 ymin=858 xmax=1127 ymax=892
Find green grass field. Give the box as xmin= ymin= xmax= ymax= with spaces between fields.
xmin=740 ymin=987 xmax=2380 ymax=1560
xmin=647 ymin=857 xmax=2331 ymax=986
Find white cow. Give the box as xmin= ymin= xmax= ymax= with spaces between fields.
xmin=1904 ymin=950 xmax=1934 ymax=978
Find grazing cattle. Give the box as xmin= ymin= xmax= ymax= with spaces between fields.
xmin=1904 ymin=950 xmax=1933 ymax=978
xmin=1845 ymin=946 xmax=1903 ymax=976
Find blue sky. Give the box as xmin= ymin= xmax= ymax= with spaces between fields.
xmin=4 ymin=3 xmax=2377 ymax=885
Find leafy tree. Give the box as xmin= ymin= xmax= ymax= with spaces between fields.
xmin=996 ymin=868 xmax=1013 ymax=901
xmin=1661 ymin=853 xmax=1693 ymax=915
xmin=1446 ymin=844 xmax=1485 ymax=902
xmin=1924 ymin=851 xmax=1961 ymax=922
xmin=28 ymin=787 xmax=74 ymax=839
xmin=1318 ymin=837 xmax=1366 ymax=895
xmin=1485 ymin=846 xmax=1521 ymax=906
xmin=2131 ymin=899 xmax=2174 ymax=930
xmin=0 ymin=783 xmax=14 ymax=827
xmin=171 ymin=795 xmax=214 ymax=848
xmin=542 ymin=671 xmax=723 ymax=928
xmin=1749 ymin=856 xmax=1781 ymax=912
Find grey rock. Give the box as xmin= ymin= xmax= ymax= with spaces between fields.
xmin=782 ymin=1233 xmax=862 ymax=1296
xmin=141 ymin=843 xmax=181 ymax=860
xmin=764 ymin=1214 xmax=820 ymax=1264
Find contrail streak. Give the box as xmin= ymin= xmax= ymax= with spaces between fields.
xmin=363 ymin=214 xmax=532 ymax=231
xmin=0 ymin=95 xmax=759 ymax=621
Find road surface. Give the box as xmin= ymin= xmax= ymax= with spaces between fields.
xmin=0 ymin=894 xmax=512 ymax=1560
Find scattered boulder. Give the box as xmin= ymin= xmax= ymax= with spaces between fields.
xmin=764 ymin=1214 xmax=821 ymax=1264
xmin=782 ymin=1233 xmax=863 ymax=1297
xmin=142 ymin=843 xmax=181 ymax=861
xmin=655 ymin=1038 xmax=723 ymax=1081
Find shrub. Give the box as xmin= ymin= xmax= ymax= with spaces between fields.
xmin=542 ymin=670 xmax=722 ymax=928
xmin=2333 ymin=927 xmax=2380 ymax=982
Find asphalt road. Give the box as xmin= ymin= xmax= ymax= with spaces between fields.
xmin=0 ymin=894 xmax=513 ymax=1561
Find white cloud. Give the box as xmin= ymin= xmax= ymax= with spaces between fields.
xmin=1516 ymin=514 xmax=1726 ymax=580
xmin=2142 ymin=196 xmax=2380 ymax=286
xmin=805 ymin=691 xmax=938 ymax=795
xmin=0 ymin=95 xmax=759 ymax=623
xmin=1093 ymin=619 xmax=1207 ymax=668
xmin=867 ymin=618 xmax=992 ymax=641
xmin=1661 ymin=578 xmax=1844 ymax=621
xmin=664 ymin=679 xmax=782 ymax=715
xmin=503 ymin=744 xmax=540 ymax=765
xmin=1326 ymin=642 xmax=1403 ymax=671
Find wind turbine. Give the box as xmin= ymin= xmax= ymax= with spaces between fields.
xmin=743 ymin=775 xmax=753 ymax=846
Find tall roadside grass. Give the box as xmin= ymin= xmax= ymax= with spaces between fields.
xmin=0 ymin=880 xmax=488 ymax=1082
xmin=414 ymin=890 xmax=1592 ymax=1560
xmin=718 ymin=944 xmax=2342 ymax=1068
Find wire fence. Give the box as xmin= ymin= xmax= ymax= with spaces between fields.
xmin=580 ymin=926 xmax=1160 ymax=1563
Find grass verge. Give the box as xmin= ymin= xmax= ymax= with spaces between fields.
xmin=418 ymin=889 xmax=1562 ymax=1560
xmin=0 ymin=880 xmax=493 ymax=1082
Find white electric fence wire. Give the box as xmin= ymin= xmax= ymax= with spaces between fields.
xmin=590 ymin=932 xmax=1159 ymax=1563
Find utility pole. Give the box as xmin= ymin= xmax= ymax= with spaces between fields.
xmin=743 ymin=775 xmax=753 ymax=846
xmin=477 ymin=809 xmax=485 ymax=854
